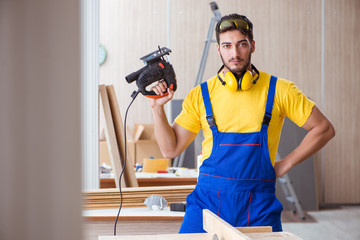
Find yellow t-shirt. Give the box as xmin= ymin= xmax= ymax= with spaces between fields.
xmin=174 ymin=71 xmax=315 ymax=166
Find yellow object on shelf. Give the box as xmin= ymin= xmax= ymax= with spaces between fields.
xmin=142 ymin=158 xmax=171 ymax=173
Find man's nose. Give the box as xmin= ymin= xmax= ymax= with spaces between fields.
xmin=231 ymin=46 xmax=241 ymax=58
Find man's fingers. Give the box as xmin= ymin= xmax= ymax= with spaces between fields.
xmin=167 ymin=88 xmax=174 ymax=99
xmin=151 ymin=80 xmax=168 ymax=95
xmin=159 ymin=80 xmax=167 ymax=94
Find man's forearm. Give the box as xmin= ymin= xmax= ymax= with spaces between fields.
xmin=281 ymin=122 xmax=334 ymax=173
xmin=151 ymin=105 xmax=177 ymax=158
xmin=275 ymin=106 xmax=335 ymax=177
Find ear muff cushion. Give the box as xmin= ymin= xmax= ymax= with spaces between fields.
xmin=240 ymin=70 xmax=253 ymax=91
xmin=224 ymin=71 xmax=238 ymax=92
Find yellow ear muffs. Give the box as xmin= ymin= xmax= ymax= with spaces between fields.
xmin=223 ymin=71 xmax=238 ymax=92
xmin=240 ymin=70 xmax=254 ymax=91
xmin=217 ymin=64 xmax=260 ymax=91
xmin=221 ymin=70 xmax=253 ymax=91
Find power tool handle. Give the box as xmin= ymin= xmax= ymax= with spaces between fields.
xmin=143 ymin=63 xmax=177 ymax=98
xmin=163 ymin=64 xmax=177 ymax=92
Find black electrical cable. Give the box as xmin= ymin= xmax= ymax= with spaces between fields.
xmin=114 ymin=89 xmax=140 ymax=236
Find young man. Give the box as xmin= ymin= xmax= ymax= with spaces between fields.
xmin=149 ymin=14 xmax=335 ymax=233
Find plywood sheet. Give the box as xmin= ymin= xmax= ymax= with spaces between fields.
xmin=83 ymin=185 xmax=195 ymax=209
xmin=99 ymin=85 xmax=125 ymax=188
xmin=323 ymin=0 xmax=360 ymax=204
xmin=203 ymin=209 xmax=250 ymax=240
xmin=106 ymin=85 xmax=138 ymax=187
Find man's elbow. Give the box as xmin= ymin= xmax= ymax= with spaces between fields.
xmin=329 ymin=123 xmax=336 ymax=139
xmin=161 ymin=149 xmax=180 ymax=159
xmin=325 ymin=120 xmax=336 ymax=141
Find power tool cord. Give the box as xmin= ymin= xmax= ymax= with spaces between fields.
xmin=114 ymin=89 xmax=140 ymax=236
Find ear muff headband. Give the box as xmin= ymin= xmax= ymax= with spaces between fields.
xmin=217 ymin=64 xmax=260 ymax=91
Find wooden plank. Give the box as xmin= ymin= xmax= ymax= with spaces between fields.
xmin=99 ymin=233 xmax=210 ymax=240
xmin=99 ymin=85 xmax=125 ymax=188
xmin=203 ymin=209 xmax=250 ymax=240
xmin=83 ymin=185 xmax=195 ymax=209
xmin=84 ymin=185 xmax=195 ymax=194
xmin=99 ymin=232 xmax=302 ymax=240
xmin=245 ymin=232 xmax=302 ymax=240
xmin=235 ymin=226 xmax=272 ymax=233
xmin=99 ymin=228 xmax=302 ymax=240
xmin=106 ymin=85 xmax=138 ymax=187
xmin=134 ymin=124 xmax=145 ymax=141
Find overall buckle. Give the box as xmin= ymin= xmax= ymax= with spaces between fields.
xmin=206 ymin=114 xmax=216 ymax=127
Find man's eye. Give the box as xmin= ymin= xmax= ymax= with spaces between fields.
xmin=239 ymin=42 xmax=249 ymax=48
xmin=223 ymin=44 xmax=231 ymax=49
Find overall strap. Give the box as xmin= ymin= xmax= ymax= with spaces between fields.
xmin=261 ymin=75 xmax=278 ymax=131
xmin=200 ymin=82 xmax=218 ymax=132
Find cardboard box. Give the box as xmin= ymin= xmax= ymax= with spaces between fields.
xmin=127 ymin=124 xmax=164 ymax=165
xmin=142 ymin=158 xmax=171 ymax=172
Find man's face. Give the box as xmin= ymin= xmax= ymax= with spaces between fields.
xmin=217 ymin=30 xmax=255 ymax=76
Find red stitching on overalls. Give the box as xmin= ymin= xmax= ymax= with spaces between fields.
xmin=219 ymin=144 xmax=261 ymax=146
xmin=218 ymin=190 xmax=221 ymax=216
xmin=200 ymin=173 xmax=275 ymax=182
xmin=247 ymin=192 xmax=253 ymax=226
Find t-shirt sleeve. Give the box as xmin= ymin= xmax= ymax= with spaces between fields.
xmin=279 ymin=80 xmax=315 ymax=127
xmin=174 ymin=87 xmax=202 ymax=133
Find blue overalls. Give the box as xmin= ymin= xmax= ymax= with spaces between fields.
xmin=179 ymin=76 xmax=283 ymax=233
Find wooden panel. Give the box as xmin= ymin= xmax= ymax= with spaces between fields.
xmin=324 ymin=0 xmax=360 ymax=203
xmin=99 ymin=85 xmax=126 ymax=188
xmin=203 ymin=209 xmax=250 ymax=240
xmin=83 ymin=185 xmax=195 ymax=209
xmin=100 ymin=177 xmax=197 ymax=188
xmin=84 ymin=218 xmax=183 ymax=240
xmin=106 ymin=85 xmax=138 ymax=187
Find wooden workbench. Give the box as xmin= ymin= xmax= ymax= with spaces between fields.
xmin=98 ymin=210 xmax=302 ymax=240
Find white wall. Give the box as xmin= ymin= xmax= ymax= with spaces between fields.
xmin=0 ymin=1 xmax=82 ymax=240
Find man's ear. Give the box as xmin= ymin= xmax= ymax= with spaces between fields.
xmin=250 ymin=40 xmax=255 ymax=53
xmin=216 ymin=43 xmax=220 ymax=56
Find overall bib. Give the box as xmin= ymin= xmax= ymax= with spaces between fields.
xmin=179 ymin=76 xmax=283 ymax=233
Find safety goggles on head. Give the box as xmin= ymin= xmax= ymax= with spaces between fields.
xmin=217 ymin=18 xmax=251 ymax=32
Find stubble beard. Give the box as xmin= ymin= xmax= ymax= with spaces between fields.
xmin=220 ymin=54 xmax=252 ymax=78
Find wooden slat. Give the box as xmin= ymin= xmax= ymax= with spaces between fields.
xmin=83 ymin=185 xmax=195 ymax=209
xmin=203 ymin=209 xmax=250 ymax=240
xmin=99 ymin=233 xmax=210 ymax=240
xmin=235 ymin=226 xmax=272 ymax=233
xmin=99 ymin=85 xmax=125 ymax=188
xmin=106 ymin=85 xmax=138 ymax=187
xmin=245 ymin=232 xmax=302 ymax=240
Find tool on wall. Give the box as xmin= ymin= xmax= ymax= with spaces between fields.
xmin=114 ymin=46 xmax=177 ymax=235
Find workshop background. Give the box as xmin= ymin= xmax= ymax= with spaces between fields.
xmin=99 ymin=0 xmax=359 ymax=205
xmin=1 ymin=1 xmax=359 ymax=240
